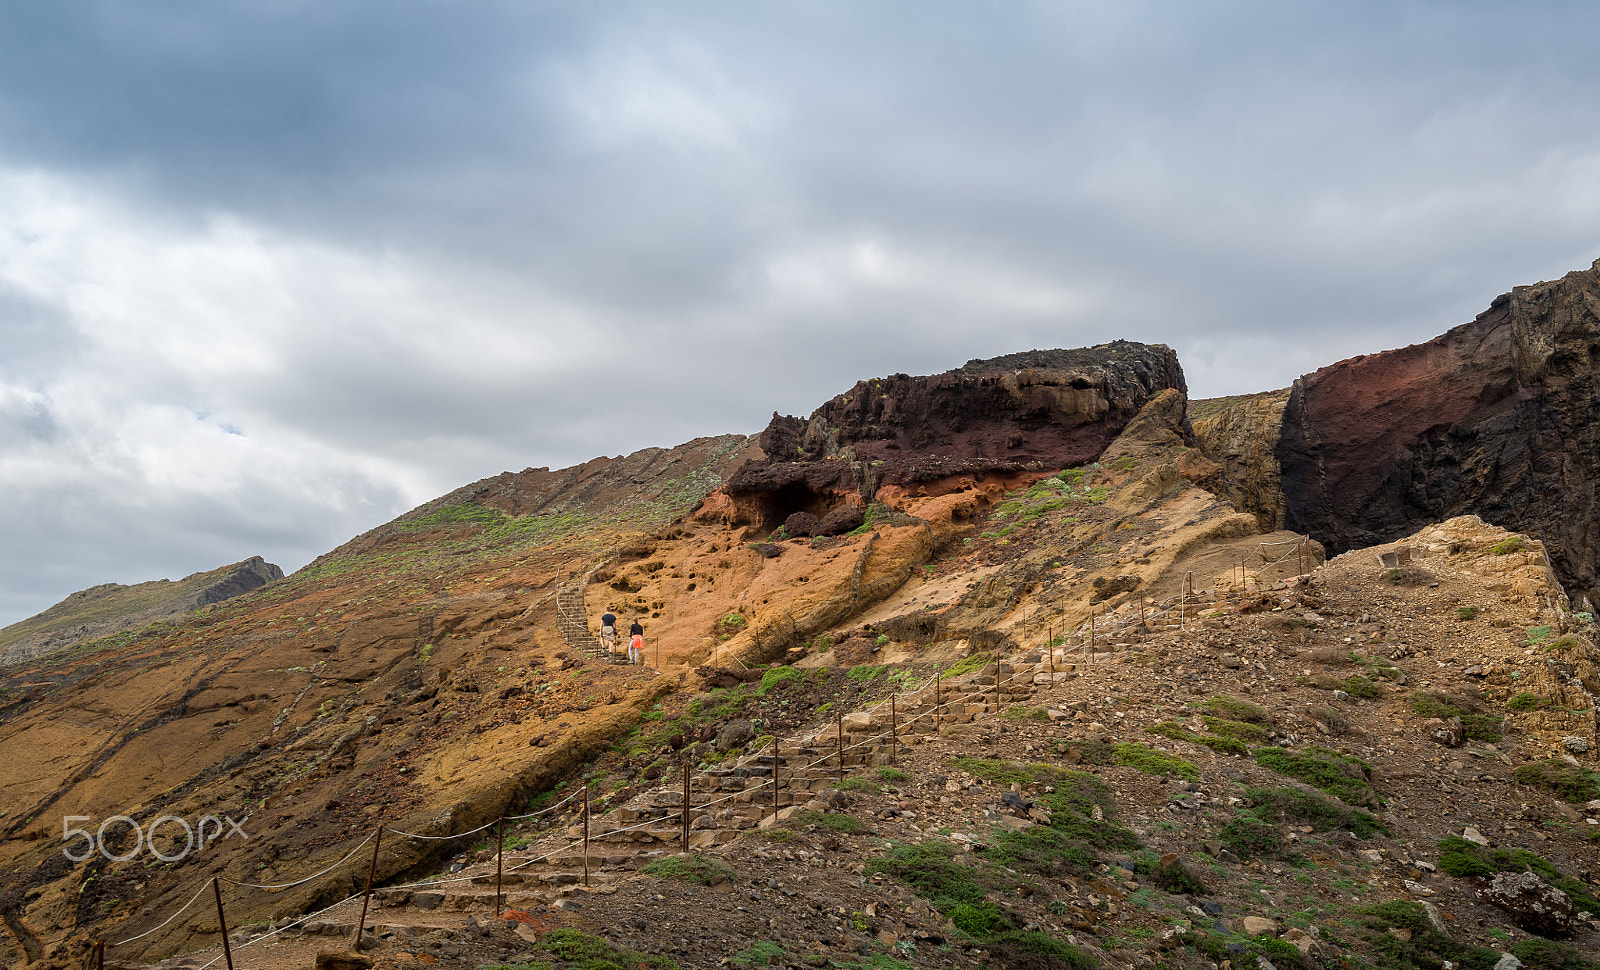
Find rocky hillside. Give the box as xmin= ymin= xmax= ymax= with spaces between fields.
xmin=1191 ymin=260 xmax=1600 ymax=615
xmin=2 ymin=311 xmax=1600 ymax=970
xmin=0 ymin=557 xmax=284 ymax=666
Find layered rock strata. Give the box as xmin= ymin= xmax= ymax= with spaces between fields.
xmin=726 ymin=341 xmax=1186 ymax=531
xmin=1277 ymin=259 xmax=1600 ymax=610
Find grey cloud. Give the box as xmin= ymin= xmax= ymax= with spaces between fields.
xmin=4 ymin=2 xmax=1600 ymax=625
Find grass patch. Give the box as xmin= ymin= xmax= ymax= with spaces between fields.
xmin=788 ymin=810 xmax=865 ymax=834
xmin=730 ymin=942 xmax=784 ymax=968
xmin=939 ymin=653 xmax=989 ymax=680
xmin=876 ymin=766 xmax=908 ymax=782
xmin=1507 ymin=692 xmax=1552 ymax=712
xmin=1491 ymin=536 xmax=1525 ymax=555
xmin=989 ymin=823 xmax=1096 ymax=877
xmin=846 ymin=664 xmax=885 ymax=683
xmin=756 ymin=665 xmax=802 ymax=696
xmin=1527 ymin=625 xmax=1553 ymax=645
xmin=1193 ymin=695 xmax=1271 ymax=724
xmin=1247 ymin=786 xmax=1387 ymax=837
xmin=638 ymin=853 xmax=736 ymax=886
xmin=1146 ymin=721 xmax=1247 ymax=756
xmin=1002 ymin=705 xmax=1050 ymax=722
xmin=1437 ymin=837 xmax=1599 ymax=916
xmin=1511 ymin=939 xmax=1600 ymax=970
xmin=1251 ymin=746 xmax=1376 ymax=806
xmin=1457 ymin=605 xmax=1478 ymax=621
xmin=1512 ymin=759 xmax=1600 ymax=803
xmin=1409 ymin=690 xmax=1503 ymax=741
xmin=1356 ymin=901 xmax=1499 ymax=970
xmin=1112 ymin=742 xmax=1199 ymax=780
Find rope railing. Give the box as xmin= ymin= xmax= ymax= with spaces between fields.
xmin=102 ymin=649 xmax=1069 ymax=965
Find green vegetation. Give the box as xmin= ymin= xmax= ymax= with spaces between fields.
xmin=1002 ymin=705 xmax=1050 ymax=722
xmin=846 ymin=664 xmax=885 ymax=683
xmin=638 ymin=853 xmax=737 ymax=886
xmin=1510 ymin=939 xmax=1600 ymax=970
xmin=1408 ymin=691 xmax=1503 ymax=741
xmin=1251 ymin=746 xmax=1376 ymax=806
xmin=1192 ymin=694 xmax=1271 ymax=724
xmin=1247 ymin=786 xmax=1387 ymax=837
xmin=866 ymin=842 xmax=1096 ymax=967
xmin=1356 ymin=901 xmax=1499 ymax=970
xmin=1147 ymin=721 xmax=1246 ymax=756
xmin=730 ymin=942 xmax=785 ymax=968
xmin=1512 ymin=758 xmax=1600 ymax=803
xmin=1437 ymin=837 xmax=1599 ymax=915
xmin=1507 ymin=691 xmax=1552 ymax=712
xmin=1527 ymin=625 xmax=1553 ymax=645
xmin=717 ymin=612 xmax=747 ymax=631
xmin=526 ymin=928 xmax=679 ymax=970
xmin=876 ymin=766 xmax=908 ymax=782
xmin=938 ymin=653 xmax=990 ymax=680
xmin=1490 ymin=536 xmax=1526 ymax=555
xmin=756 ymin=665 xmax=802 ymax=696
xmin=1457 ymin=605 xmax=1478 ymax=621
xmin=1112 ymin=742 xmax=1199 ymax=780
xmin=788 ymin=810 xmax=865 ymax=833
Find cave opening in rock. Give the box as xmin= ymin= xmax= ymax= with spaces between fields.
xmin=754 ymin=482 xmax=834 ymax=532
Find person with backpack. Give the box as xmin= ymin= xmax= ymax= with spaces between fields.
xmin=600 ymin=610 xmax=618 ymax=657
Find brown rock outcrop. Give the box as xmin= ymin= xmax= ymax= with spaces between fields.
xmin=1278 ymin=259 xmax=1600 ymax=610
xmin=726 ymin=341 xmax=1186 ymax=531
xmin=1190 ymin=389 xmax=1291 ymax=531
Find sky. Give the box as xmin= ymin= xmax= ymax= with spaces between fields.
xmin=3 ymin=1 xmax=1599 ymax=628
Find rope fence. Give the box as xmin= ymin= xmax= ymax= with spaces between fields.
xmin=98 ymin=565 xmax=1303 ymax=963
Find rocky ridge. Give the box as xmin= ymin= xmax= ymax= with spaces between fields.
xmin=0 ymin=556 xmax=284 ymax=666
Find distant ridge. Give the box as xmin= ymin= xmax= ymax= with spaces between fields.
xmin=0 ymin=556 xmax=283 ymax=665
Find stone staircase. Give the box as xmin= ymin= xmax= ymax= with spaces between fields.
xmin=277 ymin=660 xmax=1061 ymax=946
xmin=555 ymin=578 xmax=626 ymax=663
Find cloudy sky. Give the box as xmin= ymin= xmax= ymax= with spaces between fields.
xmin=2 ymin=2 xmax=1598 ymax=627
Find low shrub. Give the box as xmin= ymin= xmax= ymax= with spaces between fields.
xmin=1512 ymin=759 xmax=1600 ymax=803
xmin=1436 ymin=837 xmax=1599 ymax=916
xmin=1251 ymin=746 xmax=1376 ymax=806
xmin=638 ymin=853 xmax=737 ymax=886
xmin=1507 ymin=692 xmax=1552 ymax=712
xmin=1491 ymin=536 xmax=1525 ymax=555
xmin=756 ymin=665 xmax=802 ymax=696
xmin=1356 ymin=901 xmax=1499 ymax=970
xmin=788 ymin=810 xmax=864 ymax=833
xmin=1112 ymin=742 xmax=1199 ymax=780
xmin=1457 ymin=605 xmax=1478 ymax=621
xmin=1194 ymin=695 xmax=1271 ymax=724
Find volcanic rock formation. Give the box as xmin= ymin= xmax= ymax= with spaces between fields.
xmin=1276 ymin=259 xmax=1600 ymax=611
xmin=726 ymin=340 xmax=1186 ymax=533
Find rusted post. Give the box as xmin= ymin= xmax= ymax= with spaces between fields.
xmin=211 ymin=878 xmax=235 ymax=970
xmin=1089 ymin=603 xmax=1095 ymax=659
xmin=495 ymin=817 xmax=504 ymax=916
xmin=1048 ymin=624 xmax=1054 ymax=673
xmin=890 ymin=695 xmax=897 ymax=766
xmin=353 ymin=825 xmax=383 ymax=951
xmin=771 ymin=738 xmax=781 ymax=819
xmin=582 ymin=787 xmax=591 ymax=887
xmin=836 ymin=714 xmax=844 ymax=783
xmin=681 ymin=758 xmax=691 ymax=853
xmin=95 ymin=941 xmax=104 ymax=970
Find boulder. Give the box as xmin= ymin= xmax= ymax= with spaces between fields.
xmin=1476 ymin=870 xmax=1575 ymax=936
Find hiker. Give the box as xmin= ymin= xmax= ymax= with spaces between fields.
xmin=629 ymin=619 xmax=645 ymax=665
xmin=600 ymin=610 xmax=617 ymax=656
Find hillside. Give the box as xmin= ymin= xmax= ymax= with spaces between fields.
xmin=0 ymin=557 xmax=284 ymax=666
xmin=0 ymin=290 xmax=1598 ymax=970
